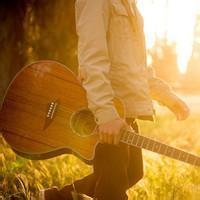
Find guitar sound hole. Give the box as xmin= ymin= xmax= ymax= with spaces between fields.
xmin=70 ymin=108 xmax=97 ymax=137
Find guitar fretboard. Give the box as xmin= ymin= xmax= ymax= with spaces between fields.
xmin=120 ymin=130 xmax=200 ymax=167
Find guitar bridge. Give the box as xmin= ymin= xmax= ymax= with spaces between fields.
xmin=47 ymin=101 xmax=58 ymax=119
xmin=44 ymin=100 xmax=60 ymax=130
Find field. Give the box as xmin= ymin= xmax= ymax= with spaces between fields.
xmin=1 ymin=103 xmax=200 ymax=199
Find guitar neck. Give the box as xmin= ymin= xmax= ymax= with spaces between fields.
xmin=120 ymin=130 xmax=200 ymax=167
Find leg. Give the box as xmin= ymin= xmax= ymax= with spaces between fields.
xmin=58 ymin=174 xmax=95 ymax=199
xmin=59 ymin=118 xmax=138 ymax=200
xmin=41 ymin=174 xmax=96 ymax=200
xmin=59 ymin=143 xmax=130 ymax=200
xmin=92 ymin=118 xmax=140 ymax=200
xmin=42 ymin=118 xmax=143 ymax=200
xmin=93 ymin=143 xmax=129 ymax=200
xmin=127 ymin=121 xmax=144 ymax=188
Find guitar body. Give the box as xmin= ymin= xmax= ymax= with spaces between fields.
xmin=0 ymin=61 xmax=124 ymax=163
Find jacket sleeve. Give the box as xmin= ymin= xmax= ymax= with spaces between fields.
xmin=75 ymin=0 xmax=120 ymax=125
xmin=147 ymin=67 xmax=177 ymax=107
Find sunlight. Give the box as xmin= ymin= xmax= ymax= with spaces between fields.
xmin=138 ymin=0 xmax=198 ymax=74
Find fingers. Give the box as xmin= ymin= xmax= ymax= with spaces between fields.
xmin=178 ymin=108 xmax=190 ymax=120
xmin=103 ymin=131 xmax=109 ymax=143
xmin=181 ymin=103 xmax=190 ymax=120
xmin=98 ymin=128 xmax=120 ymax=145
xmin=98 ymin=127 xmax=109 ymax=144
xmin=169 ymin=96 xmax=190 ymax=121
xmin=99 ymin=130 xmax=114 ymax=144
xmin=98 ymin=129 xmax=125 ymax=145
xmin=114 ymin=131 xmax=121 ymax=145
xmin=97 ymin=118 xmax=127 ymax=145
xmin=99 ymin=130 xmax=103 ymax=143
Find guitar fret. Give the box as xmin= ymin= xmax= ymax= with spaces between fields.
xmin=173 ymin=149 xmax=181 ymax=160
xmin=187 ymin=154 xmax=192 ymax=164
xmin=152 ymin=141 xmax=161 ymax=153
xmin=121 ymin=132 xmax=128 ymax=143
xmin=126 ymin=133 xmax=130 ymax=143
xmin=166 ymin=146 xmax=174 ymax=157
xmin=179 ymin=151 xmax=187 ymax=162
xmin=127 ymin=133 xmax=133 ymax=144
xmin=196 ymin=158 xmax=200 ymax=166
xmin=142 ymin=138 xmax=149 ymax=149
xmin=177 ymin=150 xmax=181 ymax=160
xmin=159 ymin=144 xmax=167 ymax=155
xmin=157 ymin=143 xmax=161 ymax=153
xmin=184 ymin=153 xmax=189 ymax=163
xmin=147 ymin=139 xmax=154 ymax=151
xmin=193 ymin=156 xmax=200 ymax=166
xmin=140 ymin=137 xmax=145 ymax=147
xmin=131 ymin=133 xmax=136 ymax=145
xmin=192 ymin=156 xmax=198 ymax=166
xmin=132 ymin=134 xmax=140 ymax=146
xmin=193 ymin=157 xmax=198 ymax=166
xmin=152 ymin=140 xmax=155 ymax=151
xmin=121 ymin=132 xmax=126 ymax=142
xmin=187 ymin=154 xmax=196 ymax=165
xmin=179 ymin=151 xmax=190 ymax=163
xmin=137 ymin=136 xmax=144 ymax=147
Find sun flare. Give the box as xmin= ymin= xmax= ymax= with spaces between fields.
xmin=138 ymin=0 xmax=199 ymax=74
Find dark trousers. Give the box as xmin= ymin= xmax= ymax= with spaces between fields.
xmin=59 ymin=119 xmax=143 ymax=200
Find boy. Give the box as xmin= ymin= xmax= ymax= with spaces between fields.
xmin=40 ymin=0 xmax=189 ymax=199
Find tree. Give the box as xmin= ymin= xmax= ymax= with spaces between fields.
xmin=0 ymin=0 xmax=77 ymax=104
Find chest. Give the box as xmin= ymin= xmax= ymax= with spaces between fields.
xmin=109 ymin=0 xmax=144 ymax=34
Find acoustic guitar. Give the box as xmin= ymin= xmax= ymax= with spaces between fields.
xmin=0 ymin=60 xmax=199 ymax=166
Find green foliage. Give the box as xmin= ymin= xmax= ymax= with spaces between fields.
xmin=1 ymin=115 xmax=200 ymax=199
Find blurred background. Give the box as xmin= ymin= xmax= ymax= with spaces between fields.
xmin=138 ymin=0 xmax=200 ymax=114
xmin=1 ymin=1 xmax=200 ymax=199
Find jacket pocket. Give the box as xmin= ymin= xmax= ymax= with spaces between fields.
xmin=110 ymin=2 xmax=131 ymax=39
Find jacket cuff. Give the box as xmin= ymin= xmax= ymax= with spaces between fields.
xmin=94 ymin=107 xmax=120 ymax=125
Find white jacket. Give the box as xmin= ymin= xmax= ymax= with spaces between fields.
xmin=76 ymin=0 xmax=171 ymax=124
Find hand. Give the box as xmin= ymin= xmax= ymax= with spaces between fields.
xmin=98 ymin=118 xmax=127 ymax=145
xmin=166 ymin=94 xmax=190 ymax=120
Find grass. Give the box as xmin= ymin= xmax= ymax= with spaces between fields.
xmin=1 ymin=114 xmax=200 ymax=199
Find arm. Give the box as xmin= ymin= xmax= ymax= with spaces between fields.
xmin=147 ymin=67 xmax=190 ymax=120
xmin=76 ymin=0 xmax=127 ymax=144
xmin=76 ymin=0 xmax=119 ymax=125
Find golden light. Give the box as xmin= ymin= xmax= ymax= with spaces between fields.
xmin=137 ymin=0 xmax=199 ymax=74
